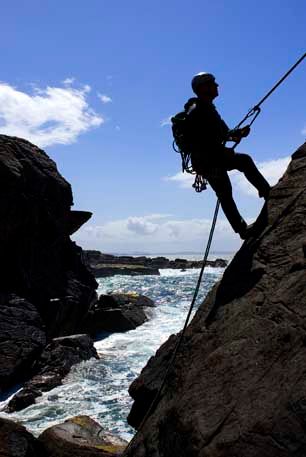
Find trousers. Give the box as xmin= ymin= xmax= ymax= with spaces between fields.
xmin=203 ymin=150 xmax=270 ymax=233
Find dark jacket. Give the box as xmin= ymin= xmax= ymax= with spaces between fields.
xmin=187 ymin=99 xmax=229 ymax=172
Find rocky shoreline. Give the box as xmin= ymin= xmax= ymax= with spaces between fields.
xmin=0 ymin=135 xmax=156 ymax=456
xmin=2 ymin=133 xmax=304 ymax=456
xmin=84 ymin=250 xmax=228 ymax=277
xmin=0 ymin=415 xmax=127 ymax=456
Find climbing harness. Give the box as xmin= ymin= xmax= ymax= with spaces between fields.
xmin=172 ymin=52 xmax=306 ymax=192
xmin=123 ymin=52 xmax=305 ymax=455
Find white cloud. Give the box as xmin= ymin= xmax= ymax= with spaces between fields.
xmin=62 ymin=77 xmax=75 ymax=86
xmin=127 ymin=216 xmax=158 ymax=236
xmin=72 ymin=213 xmax=240 ymax=252
xmin=302 ymin=125 xmax=306 ymax=135
xmin=231 ymin=156 xmax=290 ymax=197
xmin=98 ymin=93 xmax=112 ymax=104
xmin=164 ymin=171 xmax=194 ymax=188
xmin=161 ymin=116 xmax=172 ymax=127
xmin=165 ymin=156 xmax=291 ymax=197
xmin=0 ymin=81 xmax=103 ymax=147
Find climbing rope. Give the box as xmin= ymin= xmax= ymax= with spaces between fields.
xmin=123 ymin=52 xmax=306 ymax=455
xmin=123 ymin=200 xmax=220 ymax=455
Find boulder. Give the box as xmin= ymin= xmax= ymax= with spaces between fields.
xmin=0 ymin=294 xmax=46 ymax=393
xmin=125 ymin=143 xmax=306 ymax=456
xmin=6 ymin=335 xmax=98 ymax=412
xmin=83 ymin=293 xmax=155 ymax=335
xmin=0 ymin=417 xmax=43 ymax=456
xmin=39 ymin=415 xmax=127 ymax=456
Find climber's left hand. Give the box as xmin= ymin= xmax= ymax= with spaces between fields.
xmin=240 ymin=125 xmax=250 ymax=137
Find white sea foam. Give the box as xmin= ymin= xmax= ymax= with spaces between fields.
xmin=0 ymin=266 xmax=224 ymax=439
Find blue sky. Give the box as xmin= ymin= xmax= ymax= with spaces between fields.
xmin=0 ymin=0 xmax=305 ymax=253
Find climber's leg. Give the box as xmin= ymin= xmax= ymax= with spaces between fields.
xmin=207 ymin=170 xmax=247 ymax=235
xmin=225 ymin=152 xmax=271 ymax=199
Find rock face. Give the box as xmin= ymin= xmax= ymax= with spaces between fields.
xmin=39 ymin=415 xmax=127 ymax=456
xmin=6 ymin=335 xmax=99 ymax=412
xmin=84 ymin=293 xmax=155 ymax=335
xmin=84 ymin=251 xmax=227 ymax=277
xmin=0 ymin=135 xmax=98 ymax=393
xmin=0 ymin=417 xmax=43 ymax=456
xmin=125 ymin=143 xmax=306 ymax=457
xmin=0 ymin=416 xmax=126 ymax=457
xmin=0 ymin=295 xmax=46 ymax=391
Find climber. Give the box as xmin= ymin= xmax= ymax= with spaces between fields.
xmin=188 ymin=72 xmax=271 ymax=239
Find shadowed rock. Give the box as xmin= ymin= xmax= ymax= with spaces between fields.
xmin=83 ymin=293 xmax=155 ymax=335
xmin=125 ymin=143 xmax=306 ymax=457
xmin=0 ymin=135 xmax=98 ymax=392
xmin=6 ymin=335 xmax=98 ymax=412
xmin=0 ymin=295 xmax=46 ymax=393
xmin=0 ymin=417 xmax=43 ymax=456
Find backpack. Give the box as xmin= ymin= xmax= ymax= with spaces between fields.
xmin=171 ymin=98 xmax=207 ymax=192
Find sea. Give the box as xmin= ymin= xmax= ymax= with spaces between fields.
xmin=0 ymin=252 xmax=233 ymax=441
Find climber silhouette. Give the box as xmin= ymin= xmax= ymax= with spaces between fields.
xmin=188 ymin=72 xmax=271 ymax=239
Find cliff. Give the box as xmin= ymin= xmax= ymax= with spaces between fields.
xmin=0 ymin=134 xmax=156 ymax=414
xmin=0 ymin=135 xmax=98 ymax=393
xmin=125 ymin=142 xmax=306 ymax=457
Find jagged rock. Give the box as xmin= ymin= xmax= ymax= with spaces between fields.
xmin=6 ymin=335 xmax=99 ymax=413
xmin=0 ymin=135 xmax=98 ymax=392
xmin=68 ymin=210 xmax=92 ymax=235
xmin=0 ymin=294 xmax=46 ymax=393
xmin=0 ymin=417 xmax=43 ymax=456
xmin=83 ymin=293 xmax=155 ymax=335
xmin=39 ymin=415 xmax=127 ymax=456
xmin=125 ymin=143 xmax=306 ymax=456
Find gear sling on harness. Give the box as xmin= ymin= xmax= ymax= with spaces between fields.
xmin=122 ymin=52 xmax=305 ymax=456
xmin=171 ymin=51 xmax=306 ymax=193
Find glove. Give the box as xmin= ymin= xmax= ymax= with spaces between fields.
xmin=228 ymin=125 xmax=251 ymax=142
xmin=240 ymin=125 xmax=250 ymax=137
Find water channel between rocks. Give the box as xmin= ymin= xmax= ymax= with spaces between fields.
xmin=0 ymin=262 xmax=227 ymax=440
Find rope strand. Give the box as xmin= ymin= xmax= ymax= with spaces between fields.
xmin=123 ymin=200 xmax=220 ymax=455
xmin=123 ymin=52 xmax=305 ymax=455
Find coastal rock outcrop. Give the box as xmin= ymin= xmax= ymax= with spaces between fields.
xmin=0 ymin=416 xmax=126 ymax=456
xmin=84 ymin=293 xmax=155 ymax=335
xmin=125 ymin=143 xmax=306 ymax=456
xmin=0 ymin=135 xmax=98 ymax=393
xmin=39 ymin=415 xmax=127 ymax=456
xmin=0 ymin=295 xmax=46 ymax=392
xmin=6 ymin=334 xmax=98 ymax=413
xmin=0 ymin=417 xmax=43 ymax=456
xmin=84 ymin=251 xmax=227 ymax=277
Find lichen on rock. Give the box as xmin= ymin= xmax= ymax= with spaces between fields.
xmin=39 ymin=415 xmax=127 ymax=456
